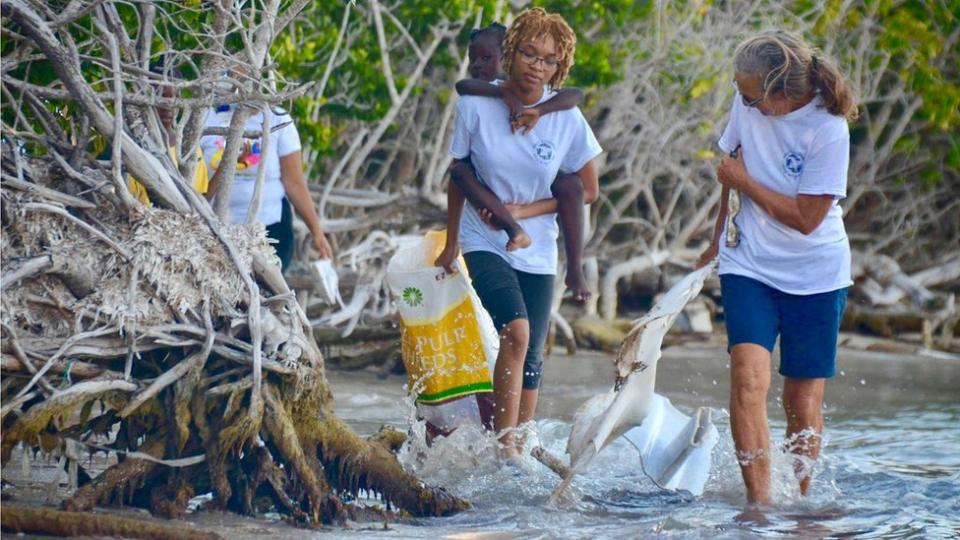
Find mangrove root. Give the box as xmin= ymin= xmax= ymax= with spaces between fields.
xmin=0 ymin=505 xmax=224 ymax=540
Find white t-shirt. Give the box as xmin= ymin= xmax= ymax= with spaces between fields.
xmin=717 ymin=93 xmax=853 ymax=294
xmin=201 ymin=106 xmax=301 ymax=225
xmin=449 ymin=90 xmax=602 ymax=275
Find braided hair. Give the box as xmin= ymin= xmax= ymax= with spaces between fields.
xmin=469 ymin=22 xmax=506 ymax=45
xmin=501 ymin=8 xmax=576 ymax=90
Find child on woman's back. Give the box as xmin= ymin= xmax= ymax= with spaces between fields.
xmin=436 ymin=23 xmax=593 ymax=302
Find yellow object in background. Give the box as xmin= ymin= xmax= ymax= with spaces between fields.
xmin=128 ymin=146 xmax=208 ymax=204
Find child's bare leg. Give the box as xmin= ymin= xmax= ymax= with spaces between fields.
xmin=450 ymin=160 xmax=531 ymax=251
xmin=552 ymin=173 xmax=588 ymax=302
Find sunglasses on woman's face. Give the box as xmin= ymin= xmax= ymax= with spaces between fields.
xmin=732 ymin=80 xmax=764 ymax=107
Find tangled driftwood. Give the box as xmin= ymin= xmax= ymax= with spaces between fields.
xmin=297 ymin=1 xmax=958 ymax=352
xmin=0 ymin=170 xmax=467 ymax=529
xmin=0 ymin=0 xmax=469 ymax=531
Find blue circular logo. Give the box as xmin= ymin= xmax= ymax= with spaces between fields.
xmin=783 ymin=152 xmax=804 ymax=178
xmin=534 ymin=141 xmax=555 ymax=164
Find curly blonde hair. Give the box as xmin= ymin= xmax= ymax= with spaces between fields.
xmin=501 ymin=8 xmax=576 ymax=90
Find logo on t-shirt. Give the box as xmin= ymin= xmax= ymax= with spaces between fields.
xmin=783 ymin=151 xmax=805 ymax=178
xmin=210 ymin=138 xmax=262 ymax=173
xmin=534 ymin=141 xmax=555 ymax=164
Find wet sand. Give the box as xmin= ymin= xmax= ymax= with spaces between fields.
xmin=329 ymin=333 xmax=960 ymax=433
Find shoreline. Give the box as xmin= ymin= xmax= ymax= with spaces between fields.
xmin=2 ymin=340 xmax=956 ymax=538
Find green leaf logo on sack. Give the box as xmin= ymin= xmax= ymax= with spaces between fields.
xmin=402 ymin=287 xmax=424 ymax=307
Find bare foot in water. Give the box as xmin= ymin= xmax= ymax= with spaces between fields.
xmin=565 ymin=266 xmax=591 ymax=303
xmin=506 ymin=229 xmax=532 ymax=251
xmin=734 ymin=504 xmax=771 ymax=526
xmin=500 ymin=447 xmax=531 ymax=472
xmin=506 ymin=453 xmax=532 ymax=472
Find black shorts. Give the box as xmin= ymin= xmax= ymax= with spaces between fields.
xmin=265 ymin=197 xmax=294 ymax=273
xmin=462 ymin=251 xmax=554 ymax=390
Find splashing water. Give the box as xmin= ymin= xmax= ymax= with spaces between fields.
xmin=3 ymin=344 xmax=955 ymax=540
xmin=324 ymin=346 xmax=959 ymax=539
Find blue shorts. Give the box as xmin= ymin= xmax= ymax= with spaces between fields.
xmin=720 ymin=274 xmax=848 ymax=379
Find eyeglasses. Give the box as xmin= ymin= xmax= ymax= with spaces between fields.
xmin=515 ymin=46 xmax=560 ymax=69
xmin=731 ymin=80 xmax=764 ymax=107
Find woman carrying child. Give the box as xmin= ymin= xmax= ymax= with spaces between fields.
xmin=698 ymin=30 xmax=857 ymax=506
xmin=439 ymin=8 xmax=603 ymax=462
xmin=438 ymin=22 xmax=593 ymax=302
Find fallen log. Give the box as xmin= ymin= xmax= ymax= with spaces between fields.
xmin=0 ymin=505 xmax=223 ymax=540
xmin=851 ymin=250 xmax=948 ymax=309
xmin=572 ymin=316 xmax=634 ymax=353
xmin=843 ymin=298 xmax=958 ymax=350
xmin=327 ymin=343 xmax=401 ymax=371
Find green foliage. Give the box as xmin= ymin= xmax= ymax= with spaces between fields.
xmin=4 ymin=0 xmax=956 ymax=193
xmin=273 ymin=0 xmax=496 ymax=120
xmin=828 ymin=4 xmax=958 ymax=121
xmin=807 ymin=0 xmax=959 ymax=187
xmin=533 ymin=0 xmax=655 ymax=88
xmin=272 ymin=1 xmax=497 ymax=156
xmin=872 ymin=1 xmax=959 ymax=131
xmin=272 ymin=0 xmax=653 ymax=160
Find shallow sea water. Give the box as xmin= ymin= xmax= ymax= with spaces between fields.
xmin=4 ymin=339 xmax=958 ymax=539
xmin=323 ymin=340 xmax=960 ymax=539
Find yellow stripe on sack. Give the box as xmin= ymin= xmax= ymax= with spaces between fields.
xmin=400 ymin=291 xmax=472 ymax=326
xmin=400 ymin=295 xmax=492 ymax=400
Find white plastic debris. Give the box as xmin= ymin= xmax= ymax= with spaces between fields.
xmin=311 ymin=258 xmax=343 ymax=307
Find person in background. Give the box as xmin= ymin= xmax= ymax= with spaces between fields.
xmin=201 ymin=83 xmax=333 ymax=270
xmin=126 ymin=58 xmax=208 ymax=203
xmin=698 ymin=30 xmax=858 ymax=507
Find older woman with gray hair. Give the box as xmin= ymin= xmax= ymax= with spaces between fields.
xmin=699 ymin=30 xmax=858 ymax=506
